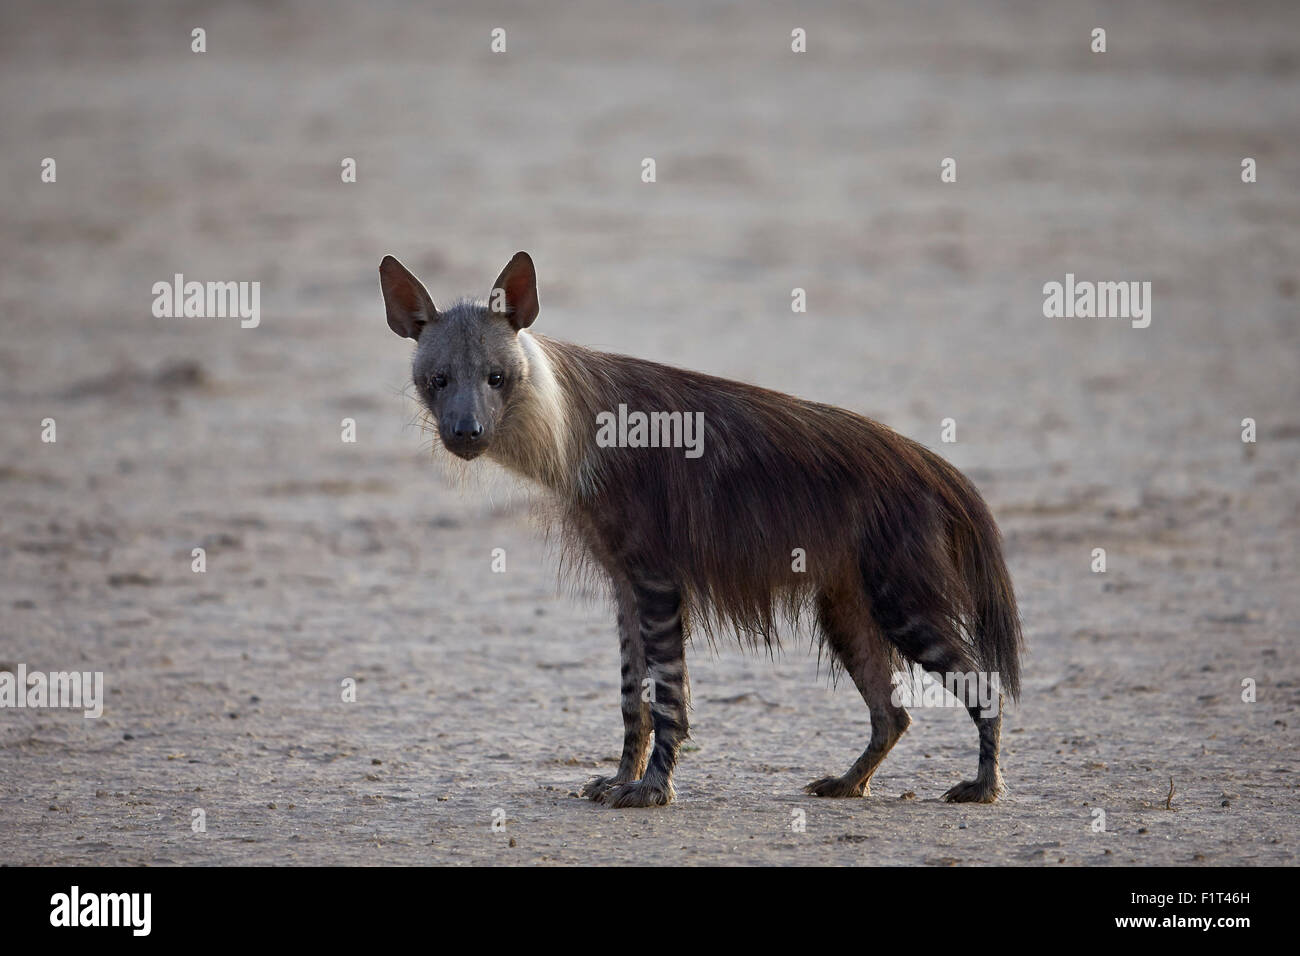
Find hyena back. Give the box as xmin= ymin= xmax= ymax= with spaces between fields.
xmin=380 ymin=251 xmax=1024 ymax=808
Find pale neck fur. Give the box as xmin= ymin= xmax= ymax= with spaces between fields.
xmin=485 ymin=330 xmax=578 ymax=494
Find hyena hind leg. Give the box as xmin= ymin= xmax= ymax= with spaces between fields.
xmin=942 ymin=699 xmax=1004 ymax=804
xmin=580 ymin=576 xmax=652 ymax=800
xmin=805 ymin=590 xmax=911 ymax=799
xmin=863 ymin=570 xmax=1004 ymax=803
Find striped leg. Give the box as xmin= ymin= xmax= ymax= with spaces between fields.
xmin=598 ymin=575 xmax=687 ymax=808
xmin=942 ymin=696 xmax=1004 ymax=803
xmin=580 ymin=577 xmax=651 ymax=799
xmin=863 ymin=573 xmax=1003 ymax=803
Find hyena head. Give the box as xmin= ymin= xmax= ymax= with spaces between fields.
xmin=380 ymin=252 xmax=540 ymax=461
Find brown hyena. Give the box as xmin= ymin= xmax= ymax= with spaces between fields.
xmin=380 ymin=251 xmax=1023 ymax=808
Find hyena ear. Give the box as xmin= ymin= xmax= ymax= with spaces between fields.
xmin=489 ymin=251 xmax=539 ymax=331
xmin=379 ymin=255 xmax=438 ymax=340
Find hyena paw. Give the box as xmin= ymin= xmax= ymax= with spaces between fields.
xmin=578 ymin=775 xmax=624 ymax=800
xmin=803 ymin=776 xmax=868 ymax=798
xmin=596 ymin=779 xmax=674 ymax=808
xmin=942 ymin=777 xmax=1002 ymax=804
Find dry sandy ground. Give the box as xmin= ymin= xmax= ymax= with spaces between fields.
xmin=1 ymin=0 xmax=1297 ymax=865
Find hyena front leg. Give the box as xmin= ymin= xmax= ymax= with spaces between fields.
xmin=598 ymin=575 xmax=687 ymax=808
xmin=805 ymin=588 xmax=911 ymax=798
xmin=580 ymin=577 xmax=651 ymax=800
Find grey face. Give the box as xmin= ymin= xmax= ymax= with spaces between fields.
xmin=380 ymin=251 xmax=540 ymax=462
xmin=412 ymin=303 xmax=526 ymax=460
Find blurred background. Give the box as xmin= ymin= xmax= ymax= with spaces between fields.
xmin=0 ymin=0 xmax=1296 ymax=864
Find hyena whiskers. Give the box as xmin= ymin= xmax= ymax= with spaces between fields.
xmin=380 ymin=251 xmax=1024 ymax=808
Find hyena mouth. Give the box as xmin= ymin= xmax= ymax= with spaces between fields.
xmin=443 ymin=442 xmax=486 ymax=461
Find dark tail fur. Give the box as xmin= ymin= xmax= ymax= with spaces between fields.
xmin=930 ymin=454 xmax=1023 ymax=700
xmin=853 ymin=442 xmax=1022 ymax=701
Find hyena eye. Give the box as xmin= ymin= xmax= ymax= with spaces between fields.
xmin=431 ymin=373 xmax=448 ymax=390
xmin=487 ymin=372 xmax=504 ymax=389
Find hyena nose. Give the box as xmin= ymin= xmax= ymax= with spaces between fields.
xmin=453 ymin=419 xmax=484 ymax=441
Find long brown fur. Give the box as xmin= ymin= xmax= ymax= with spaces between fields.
xmin=522 ymin=337 xmax=1021 ymax=693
